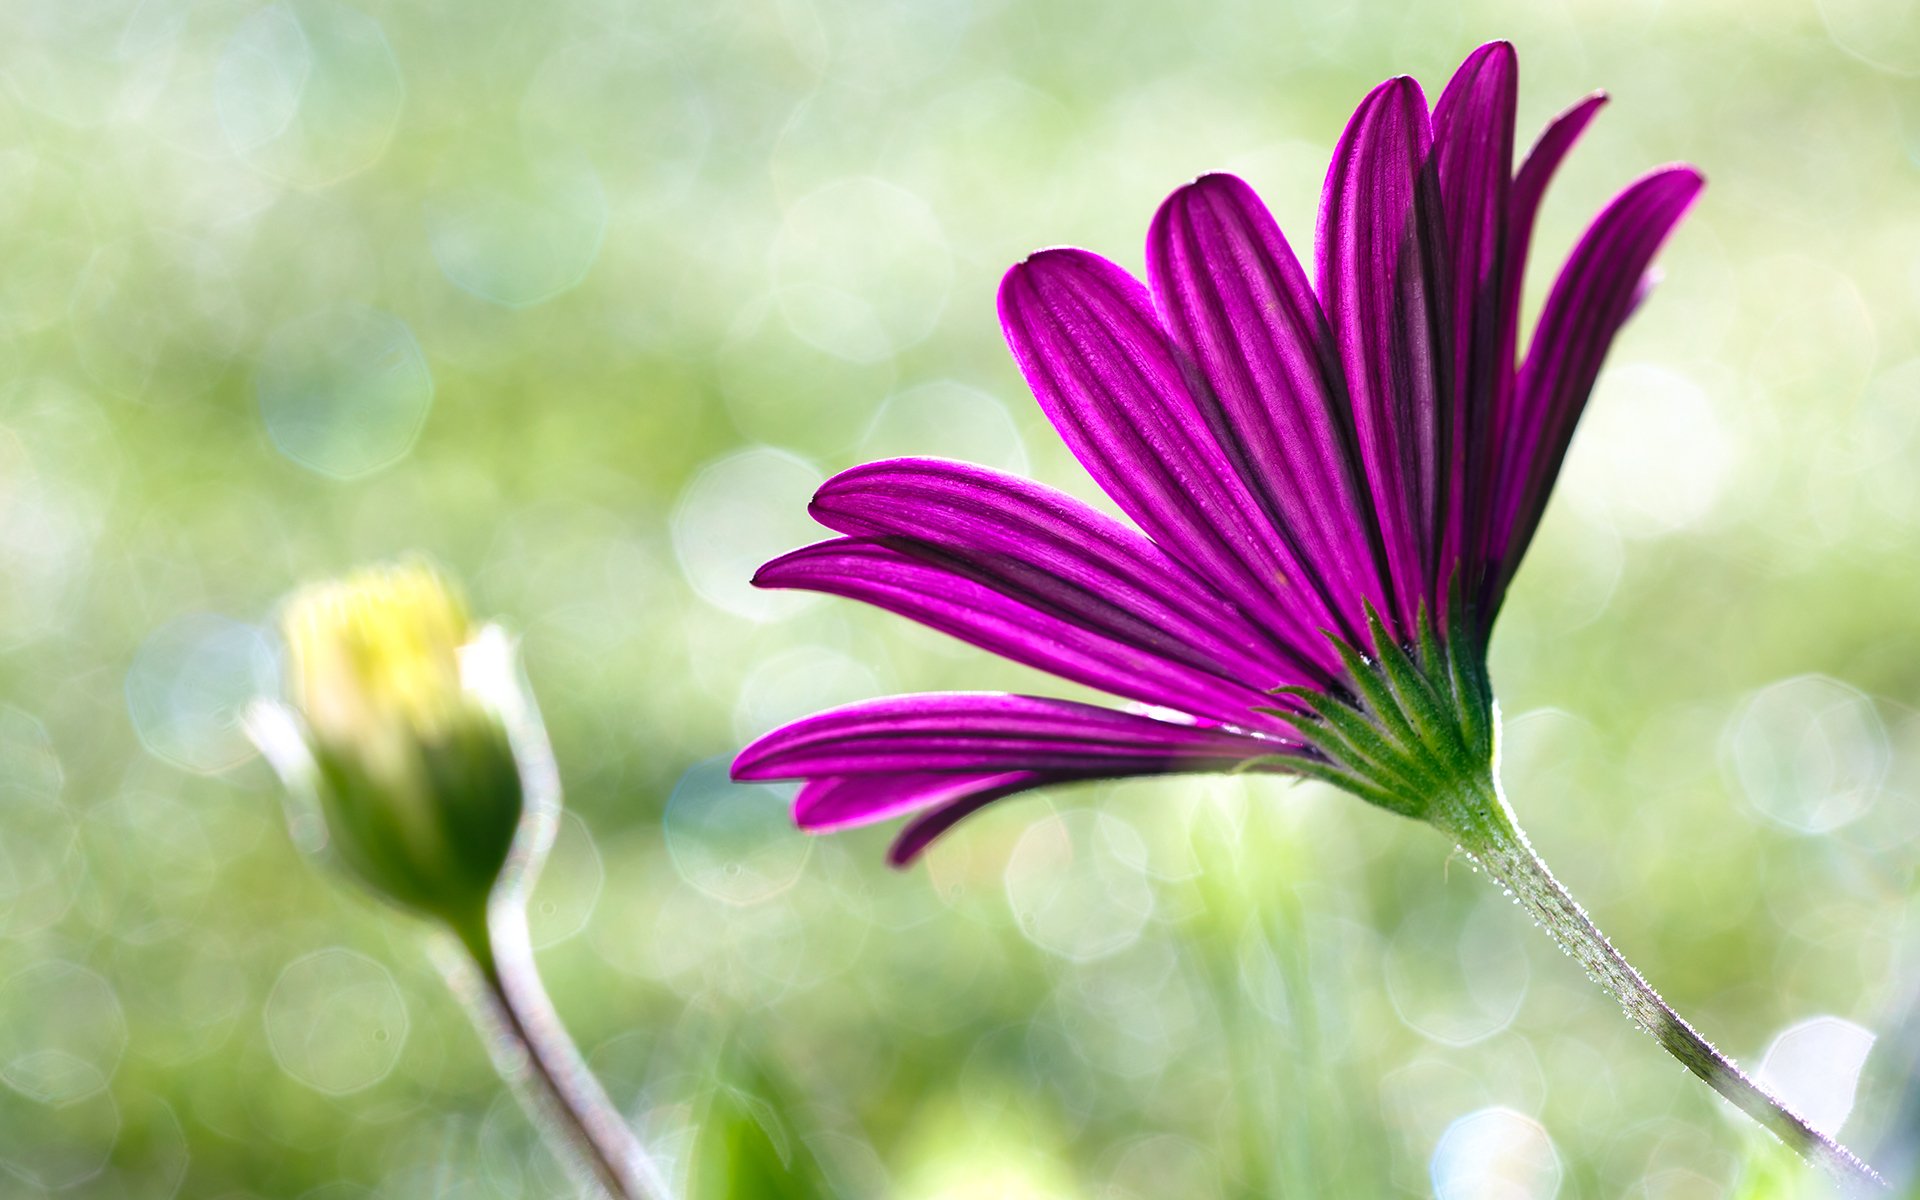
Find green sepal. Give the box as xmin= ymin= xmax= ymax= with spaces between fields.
xmin=1271 ymin=600 xmax=1497 ymax=825
xmin=1326 ymin=631 xmax=1419 ymax=746
xmin=1285 ymin=757 xmax=1418 ymax=817
xmin=306 ymin=711 xmax=524 ymax=933
xmin=1260 ymin=692 xmax=1441 ymax=798
xmin=1443 ymin=586 xmax=1493 ymax=762
xmin=1363 ymin=605 xmax=1458 ymax=758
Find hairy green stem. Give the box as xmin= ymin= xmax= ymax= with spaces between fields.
xmin=1432 ymin=779 xmax=1885 ymax=1195
xmin=451 ymin=902 xmax=671 ymax=1200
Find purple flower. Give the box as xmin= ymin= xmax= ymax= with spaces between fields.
xmin=733 ymin=43 xmax=1701 ymax=866
xmin=727 ymin=50 xmax=1895 ymax=1183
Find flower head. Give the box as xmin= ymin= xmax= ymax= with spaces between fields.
xmin=251 ymin=560 xmax=527 ymax=932
xmin=286 ymin=560 xmax=475 ymax=759
xmin=734 ymin=43 xmax=1702 ymax=864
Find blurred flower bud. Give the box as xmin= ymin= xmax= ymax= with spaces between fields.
xmin=248 ymin=560 xmax=527 ymax=936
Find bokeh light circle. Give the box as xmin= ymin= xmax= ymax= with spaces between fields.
xmin=670 ymin=446 xmax=823 ymax=622
xmin=0 ymin=960 xmax=127 ymax=1188
xmin=527 ymin=811 xmax=605 ymax=949
xmin=0 ymin=704 xmax=62 ymax=805
xmin=264 ymin=947 xmax=409 ymax=1095
xmin=857 ymin=380 xmax=1029 ymax=475
xmin=126 ymin=613 xmax=279 ymax=774
xmin=1004 ymin=810 xmax=1154 ymax=962
xmin=0 ymin=432 xmax=97 ymax=651
xmin=1564 ymin=365 xmax=1734 ymax=536
xmin=257 ymin=304 xmax=433 ymax=479
xmin=1385 ymin=896 xmax=1531 ymax=1047
xmin=0 ymin=0 xmax=183 ymax=130
xmin=0 ymin=1082 xmax=118 ymax=1191
xmin=771 ymin=177 xmax=951 ymax=363
xmin=733 ymin=645 xmax=880 ymax=745
xmin=0 ymin=961 xmax=127 ymax=1105
xmin=425 ymin=139 xmax=607 ymax=308
xmin=664 ymin=757 xmax=810 ymax=907
xmin=215 ymin=0 xmax=404 ymax=186
xmin=1430 ymin=1106 xmax=1560 ymax=1200
xmin=1755 ymin=1015 xmax=1875 ymax=1135
xmin=1106 ymin=1133 xmax=1222 ymax=1200
xmin=0 ymin=707 xmax=79 ymax=938
xmin=1725 ymin=674 xmax=1886 ymax=834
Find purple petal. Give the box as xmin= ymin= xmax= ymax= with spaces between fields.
xmin=1473 ymin=89 xmax=1606 ymax=617
xmin=732 ymin=692 xmax=1290 ymax=779
xmin=755 ymin=536 xmax=1289 ymax=727
xmin=884 ymin=760 xmax=1286 ymax=866
xmin=1500 ymin=91 xmax=1609 ymax=371
xmin=888 ymin=773 xmax=1072 ymax=865
xmin=1146 ymin=173 xmax=1385 ymax=649
xmin=1487 ymin=166 xmax=1705 ymax=599
xmin=1431 ymin=42 xmax=1517 ymax=593
xmin=997 ymin=249 xmax=1342 ymax=666
xmin=793 ymin=770 xmax=1045 ymax=832
xmin=809 ymin=457 xmax=1329 ymax=687
xmin=1317 ymin=75 xmax=1452 ymax=639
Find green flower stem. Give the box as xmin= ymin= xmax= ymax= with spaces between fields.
xmin=1432 ymin=777 xmax=1886 ymax=1195
xmin=448 ymin=641 xmax=672 ymax=1200
xmin=450 ymin=900 xmax=671 ymax=1200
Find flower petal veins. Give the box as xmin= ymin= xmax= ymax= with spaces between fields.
xmin=734 ymin=42 xmax=1701 ymax=861
xmin=1147 ymin=173 xmax=1382 ymax=650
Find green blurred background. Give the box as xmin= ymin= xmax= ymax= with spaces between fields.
xmin=2 ymin=0 xmax=1919 ymax=1195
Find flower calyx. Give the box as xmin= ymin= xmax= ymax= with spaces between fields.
xmin=1267 ymin=601 xmax=1497 ymax=824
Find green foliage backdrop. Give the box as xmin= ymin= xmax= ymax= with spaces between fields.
xmin=2 ymin=0 xmax=1918 ymax=1195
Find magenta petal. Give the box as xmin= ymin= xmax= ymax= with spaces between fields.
xmin=1146 ymin=173 xmax=1384 ymax=649
xmin=1430 ymin=42 xmax=1517 ymax=591
xmin=1470 ymin=88 xmax=1609 ymax=617
xmin=997 ymin=249 xmax=1339 ymax=665
xmin=809 ymin=457 xmax=1329 ymax=687
xmin=887 ymin=775 xmax=1065 ymax=865
xmin=1317 ymin=75 xmax=1452 ymax=639
xmin=800 ymin=766 xmax=1255 ymax=866
xmin=1501 ymin=91 xmax=1609 ymax=373
xmin=884 ymin=759 xmax=1283 ymax=866
xmin=732 ymin=692 xmax=1290 ymax=779
xmin=754 ymin=537 xmax=1288 ymax=727
xmin=1488 ymin=166 xmax=1705 ymax=598
xmin=793 ymin=770 xmax=1044 ymax=832
xmin=730 ymin=45 xmax=1705 ymax=869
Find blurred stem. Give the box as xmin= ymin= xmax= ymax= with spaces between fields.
xmin=452 ymin=901 xmax=672 ymax=1200
xmin=441 ymin=623 xmax=672 ymax=1198
xmin=1431 ymin=778 xmax=1886 ymax=1195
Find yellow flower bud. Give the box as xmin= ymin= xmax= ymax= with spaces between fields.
xmin=254 ymin=560 xmax=526 ymax=935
